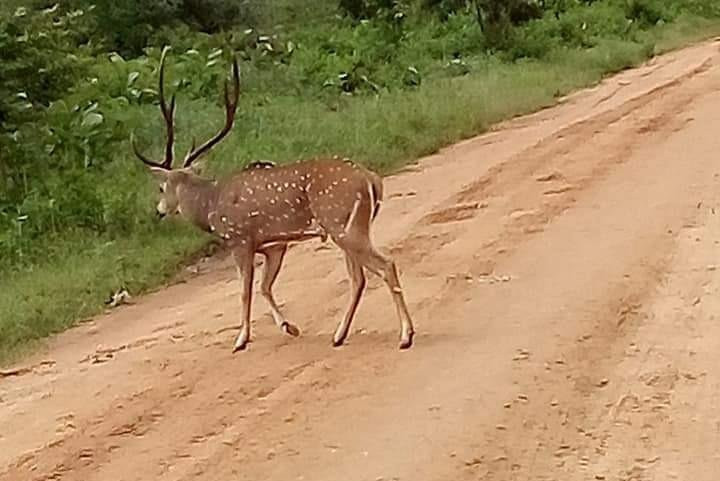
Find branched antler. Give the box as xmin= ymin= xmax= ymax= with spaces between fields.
xmin=182 ymin=57 xmax=240 ymax=168
xmin=132 ymin=47 xmax=240 ymax=171
xmin=132 ymin=46 xmax=176 ymax=170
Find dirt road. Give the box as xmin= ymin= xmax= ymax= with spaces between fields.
xmin=3 ymin=39 xmax=720 ymax=481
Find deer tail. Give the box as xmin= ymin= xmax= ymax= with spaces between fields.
xmin=369 ymin=171 xmax=384 ymax=220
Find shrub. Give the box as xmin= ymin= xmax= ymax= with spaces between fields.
xmin=70 ymin=0 xmax=260 ymax=55
xmin=339 ymin=0 xmax=398 ymax=19
xmin=624 ymin=0 xmax=676 ymax=28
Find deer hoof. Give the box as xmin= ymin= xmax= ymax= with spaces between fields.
xmin=233 ymin=333 xmax=249 ymax=352
xmin=332 ymin=333 xmax=347 ymax=348
xmin=282 ymin=322 xmax=301 ymax=337
xmin=399 ymin=331 xmax=414 ymax=350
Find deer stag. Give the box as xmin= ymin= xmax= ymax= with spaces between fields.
xmin=132 ymin=47 xmax=415 ymax=351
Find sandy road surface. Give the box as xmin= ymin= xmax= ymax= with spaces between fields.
xmin=3 ymin=39 xmax=720 ymax=481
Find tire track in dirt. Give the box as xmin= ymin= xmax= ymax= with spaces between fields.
xmin=471 ymin=190 xmax=720 ymax=481
xmin=442 ymin=85 xmax=720 ymax=480
xmin=1 ymin=330 xmax=403 ymax=480
xmin=382 ymin=53 xmax=715 ymax=314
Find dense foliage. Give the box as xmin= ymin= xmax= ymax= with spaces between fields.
xmin=1 ymin=0 xmax=720 ymax=361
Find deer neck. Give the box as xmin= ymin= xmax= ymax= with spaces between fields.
xmin=176 ymin=176 xmax=219 ymax=233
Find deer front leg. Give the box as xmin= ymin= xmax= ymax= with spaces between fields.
xmin=232 ymin=247 xmax=255 ymax=352
xmin=260 ymin=245 xmax=300 ymax=337
xmin=333 ymin=254 xmax=366 ymax=347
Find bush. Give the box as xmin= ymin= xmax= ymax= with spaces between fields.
xmin=72 ymin=0 xmax=259 ymax=55
xmin=0 ymin=4 xmax=95 ymax=212
xmin=339 ymin=0 xmax=398 ymax=19
xmin=421 ymin=0 xmax=473 ymax=20
xmin=0 ymin=5 xmax=93 ymax=120
xmin=624 ymin=0 xmax=676 ymax=28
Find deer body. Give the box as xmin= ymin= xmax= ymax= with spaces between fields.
xmin=208 ymin=159 xmax=381 ymax=247
xmin=134 ymin=48 xmax=414 ymax=351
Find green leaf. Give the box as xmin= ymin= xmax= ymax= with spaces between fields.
xmin=109 ymin=52 xmax=125 ymax=64
xmin=82 ymin=112 xmax=104 ymax=128
xmin=128 ymin=71 xmax=140 ymax=86
xmin=43 ymin=4 xmax=60 ymax=15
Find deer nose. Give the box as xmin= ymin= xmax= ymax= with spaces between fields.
xmin=156 ymin=210 xmax=167 ymax=220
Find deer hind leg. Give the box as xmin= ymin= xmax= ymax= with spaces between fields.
xmin=231 ymin=246 xmax=255 ymax=352
xmin=259 ymin=244 xmax=300 ymax=337
xmin=333 ymin=253 xmax=366 ymax=347
xmin=324 ymin=191 xmax=415 ymax=349
xmin=357 ymin=246 xmax=415 ymax=349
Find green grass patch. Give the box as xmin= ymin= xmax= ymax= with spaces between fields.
xmin=0 ymin=224 xmax=207 ymax=363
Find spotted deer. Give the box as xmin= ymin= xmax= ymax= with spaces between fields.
xmin=132 ymin=47 xmax=415 ymax=351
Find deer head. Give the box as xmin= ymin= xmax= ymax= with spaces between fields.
xmin=132 ymin=46 xmax=240 ymax=219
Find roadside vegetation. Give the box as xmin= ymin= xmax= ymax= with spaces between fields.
xmin=2 ymin=0 xmax=720 ymax=363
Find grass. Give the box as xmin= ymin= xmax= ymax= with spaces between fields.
xmin=0 ymin=225 xmax=208 ymax=362
xmin=2 ymin=14 xmax=720 ymax=366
